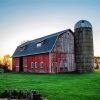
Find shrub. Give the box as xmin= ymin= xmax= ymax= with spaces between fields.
xmin=0 ymin=64 xmax=10 ymax=73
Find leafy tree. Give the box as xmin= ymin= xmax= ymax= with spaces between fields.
xmin=0 ymin=54 xmax=12 ymax=72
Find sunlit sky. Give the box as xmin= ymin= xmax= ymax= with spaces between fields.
xmin=0 ymin=0 xmax=100 ymax=56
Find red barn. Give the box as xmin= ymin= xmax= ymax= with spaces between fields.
xmin=12 ymin=29 xmax=75 ymax=73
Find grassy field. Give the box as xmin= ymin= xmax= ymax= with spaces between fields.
xmin=0 ymin=70 xmax=100 ymax=100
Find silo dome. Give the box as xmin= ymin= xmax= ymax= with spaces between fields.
xmin=74 ymin=20 xmax=92 ymax=29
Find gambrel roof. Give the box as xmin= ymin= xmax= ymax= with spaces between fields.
xmin=12 ymin=29 xmax=73 ymax=57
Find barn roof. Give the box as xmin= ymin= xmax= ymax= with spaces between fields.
xmin=12 ymin=29 xmax=73 ymax=57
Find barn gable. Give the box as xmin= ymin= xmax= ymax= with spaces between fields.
xmin=49 ymin=30 xmax=75 ymax=72
xmin=12 ymin=29 xmax=73 ymax=57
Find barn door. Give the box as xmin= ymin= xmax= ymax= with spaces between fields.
xmin=51 ymin=62 xmax=57 ymax=73
xmin=19 ymin=57 xmax=23 ymax=72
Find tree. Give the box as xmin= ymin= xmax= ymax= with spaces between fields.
xmin=2 ymin=54 xmax=11 ymax=70
xmin=95 ymin=56 xmax=100 ymax=69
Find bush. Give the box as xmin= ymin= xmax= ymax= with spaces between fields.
xmin=0 ymin=64 xmax=10 ymax=73
xmin=0 ymin=68 xmax=4 ymax=73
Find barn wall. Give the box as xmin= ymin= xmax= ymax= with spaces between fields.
xmin=13 ymin=53 xmax=49 ymax=73
xmin=12 ymin=58 xmax=20 ymax=71
xmin=50 ymin=31 xmax=75 ymax=73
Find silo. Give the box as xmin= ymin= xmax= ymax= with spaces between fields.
xmin=74 ymin=20 xmax=94 ymax=73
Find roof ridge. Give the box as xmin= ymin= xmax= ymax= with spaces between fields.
xmin=31 ymin=29 xmax=68 ymax=42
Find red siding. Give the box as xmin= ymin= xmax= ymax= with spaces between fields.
xmin=12 ymin=58 xmax=19 ymax=71
xmin=12 ymin=53 xmax=49 ymax=73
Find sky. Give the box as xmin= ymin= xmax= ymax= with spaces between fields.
xmin=0 ymin=0 xmax=100 ymax=56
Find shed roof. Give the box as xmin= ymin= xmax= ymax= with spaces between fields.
xmin=12 ymin=29 xmax=72 ymax=57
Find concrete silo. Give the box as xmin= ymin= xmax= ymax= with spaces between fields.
xmin=74 ymin=20 xmax=94 ymax=73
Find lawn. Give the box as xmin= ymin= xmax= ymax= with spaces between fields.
xmin=0 ymin=70 xmax=100 ymax=100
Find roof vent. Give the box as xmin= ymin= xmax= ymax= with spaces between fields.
xmin=82 ymin=20 xmax=84 ymax=23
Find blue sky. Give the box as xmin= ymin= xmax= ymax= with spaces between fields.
xmin=0 ymin=0 xmax=100 ymax=56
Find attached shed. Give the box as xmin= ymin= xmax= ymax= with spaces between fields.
xmin=12 ymin=29 xmax=75 ymax=73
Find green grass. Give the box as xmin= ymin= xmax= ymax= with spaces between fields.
xmin=0 ymin=70 xmax=100 ymax=100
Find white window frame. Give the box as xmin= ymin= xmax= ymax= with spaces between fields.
xmin=31 ymin=62 xmax=35 ymax=68
xmin=35 ymin=62 xmax=38 ymax=68
xmin=40 ymin=62 xmax=44 ymax=68
xmin=36 ymin=42 xmax=43 ymax=48
xmin=19 ymin=46 xmax=25 ymax=51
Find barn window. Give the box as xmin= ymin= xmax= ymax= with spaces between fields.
xmin=19 ymin=46 xmax=26 ymax=51
xmin=31 ymin=62 xmax=35 ymax=68
xmin=52 ymin=62 xmax=57 ymax=67
xmin=37 ymin=43 xmax=42 ymax=47
xmin=40 ymin=62 xmax=44 ymax=68
xmin=35 ymin=62 xmax=38 ymax=68
xmin=36 ymin=41 xmax=43 ymax=48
